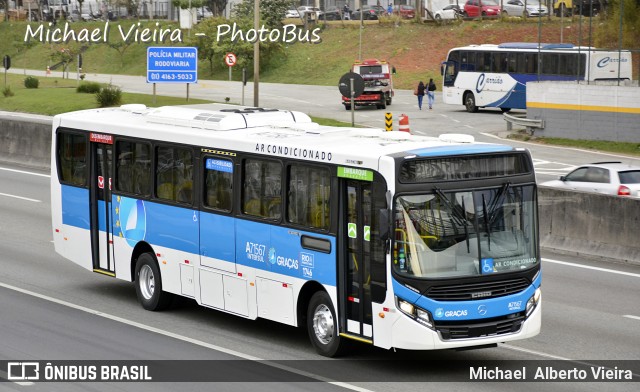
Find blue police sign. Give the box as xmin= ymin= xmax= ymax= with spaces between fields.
xmin=147 ymin=47 xmax=197 ymax=83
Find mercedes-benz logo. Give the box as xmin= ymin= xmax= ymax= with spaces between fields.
xmin=478 ymin=305 xmax=487 ymax=316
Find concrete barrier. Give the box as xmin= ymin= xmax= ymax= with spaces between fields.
xmin=0 ymin=112 xmax=52 ymax=170
xmin=1 ymin=114 xmax=639 ymax=265
xmin=538 ymin=186 xmax=640 ymax=265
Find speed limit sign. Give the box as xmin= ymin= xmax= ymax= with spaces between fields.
xmin=224 ymin=53 xmax=237 ymax=67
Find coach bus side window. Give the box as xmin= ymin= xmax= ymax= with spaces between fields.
xmin=243 ymin=158 xmax=282 ymax=219
xmin=57 ymin=131 xmax=87 ymax=186
xmin=542 ymin=53 xmax=559 ymax=75
xmin=115 ymin=140 xmax=151 ymax=196
xmin=155 ymin=146 xmax=194 ymax=204
xmin=204 ymin=157 xmax=233 ymax=212
xmin=287 ymin=165 xmax=330 ymax=230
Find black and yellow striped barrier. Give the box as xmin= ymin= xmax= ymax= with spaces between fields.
xmin=385 ymin=112 xmax=392 ymax=132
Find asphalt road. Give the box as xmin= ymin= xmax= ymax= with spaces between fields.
xmin=1 ymin=164 xmax=639 ymax=391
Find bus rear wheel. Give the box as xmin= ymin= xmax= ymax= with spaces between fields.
xmin=135 ymin=253 xmax=174 ymax=311
xmin=464 ymin=92 xmax=478 ymax=113
xmin=307 ymin=291 xmax=346 ymax=357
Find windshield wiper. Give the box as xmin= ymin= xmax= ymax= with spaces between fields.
xmin=461 ymin=195 xmax=470 ymax=253
xmin=489 ymin=182 xmax=511 ymax=225
xmin=482 ymin=194 xmax=490 ymax=251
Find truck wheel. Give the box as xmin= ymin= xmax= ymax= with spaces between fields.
xmin=344 ymin=104 xmax=351 ymax=111
xmin=135 ymin=253 xmax=174 ymax=311
xmin=307 ymin=291 xmax=346 ymax=357
xmin=386 ymin=94 xmax=392 ymax=105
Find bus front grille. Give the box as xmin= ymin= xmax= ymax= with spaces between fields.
xmin=435 ymin=313 xmax=525 ymax=340
xmin=425 ymin=278 xmax=530 ymax=301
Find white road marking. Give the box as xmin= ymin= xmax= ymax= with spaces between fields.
xmin=0 ymin=282 xmax=375 ymax=392
xmin=542 ymin=258 xmax=640 ymax=278
xmin=0 ymin=192 xmax=41 ymax=203
xmin=500 ymin=343 xmax=570 ymax=360
xmin=623 ymin=315 xmax=640 ymax=321
xmin=0 ymin=166 xmax=50 ymax=178
xmin=0 ymin=369 xmax=35 ymax=386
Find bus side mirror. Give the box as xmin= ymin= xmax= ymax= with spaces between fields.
xmin=440 ymin=63 xmax=445 ymax=76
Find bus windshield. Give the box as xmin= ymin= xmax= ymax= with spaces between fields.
xmin=393 ymin=184 xmax=538 ymax=279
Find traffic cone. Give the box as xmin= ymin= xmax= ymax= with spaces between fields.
xmin=398 ymin=114 xmax=410 ymax=133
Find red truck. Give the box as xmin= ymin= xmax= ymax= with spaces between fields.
xmin=342 ymin=59 xmax=395 ymax=110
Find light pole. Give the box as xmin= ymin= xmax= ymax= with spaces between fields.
xmin=253 ymin=0 xmax=260 ymax=107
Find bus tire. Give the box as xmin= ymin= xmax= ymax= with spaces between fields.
xmin=464 ymin=92 xmax=478 ymax=113
xmin=307 ymin=291 xmax=345 ymax=357
xmin=135 ymin=253 xmax=174 ymax=311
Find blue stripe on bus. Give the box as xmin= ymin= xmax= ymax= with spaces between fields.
xmin=110 ymin=195 xmax=337 ymax=286
xmin=409 ymin=144 xmax=513 ymax=157
xmin=392 ymin=272 xmax=541 ymax=321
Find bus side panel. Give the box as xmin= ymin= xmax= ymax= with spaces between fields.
xmin=59 ymin=185 xmax=93 ymax=271
xmin=112 ymin=196 xmax=199 ymax=294
xmin=235 ymin=219 xmax=338 ymax=325
xmin=199 ymin=212 xmax=236 ymax=273
xmin=590 ymin=52 xmax=633 ymax=80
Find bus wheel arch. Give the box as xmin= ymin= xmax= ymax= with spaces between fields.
xmin=129 ymin=241 xmax=154 ymax=282
xmin=134 ymin=251 xmax=174 ymax=311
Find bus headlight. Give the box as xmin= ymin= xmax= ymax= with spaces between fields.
xmin=525 ymin=288 xmax=541 ymax=317
xmin=396 ymin=297 xmax=434 ymax=329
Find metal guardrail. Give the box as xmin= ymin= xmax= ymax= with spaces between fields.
xmin=503 ymin=112 xmax=544 ymax=134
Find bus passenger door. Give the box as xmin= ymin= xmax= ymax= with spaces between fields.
xmin=89 ymin=137 xmax=115 ymax=275
xmin=339 ymin=180 xmax=374 ymax=342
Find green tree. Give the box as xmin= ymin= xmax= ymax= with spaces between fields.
xmin=595 ymin=0 xmax=640 ymax=49
xmin=186 ymin=16 xmax=285 ymax=78
xmin=232 ymin=0 xmax=295 ymax=28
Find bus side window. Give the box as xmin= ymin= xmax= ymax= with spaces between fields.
xmin=243 ymin=158 xmax=282 ymax=219
xmin=287 ymin=165 xmax=330 ymax=230
xmin=58 ymin=131 xmax=87 ymax=186
xmin=116 ymin=140 xmax=151 ymax=196
xmin=156 ymin=146 xmax=194 ymax=204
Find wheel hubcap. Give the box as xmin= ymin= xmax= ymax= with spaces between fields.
xmin=139 ymin=264 xmax=155 ymax=300
xmin=312 ymin=304 xmax=335 ymax=345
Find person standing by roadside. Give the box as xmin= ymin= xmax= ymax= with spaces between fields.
xmin=415 ymin=81 xmax=426 ymax=110
xmin=387 ymin=3 xmax=393 ymax=15
xmin=427 ymin=78 xmax=436 ymax=109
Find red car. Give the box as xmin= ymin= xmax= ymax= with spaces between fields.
xmin=393 ymin=5 xmax=416 ymax=19
xmin=463 ymin=0 xmax=501 ymax=17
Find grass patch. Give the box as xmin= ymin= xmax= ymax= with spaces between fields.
xmin=310 ymin=115 xmax=354 ymax=127
xmin=0 ymin=73 xmax=211 ymax=115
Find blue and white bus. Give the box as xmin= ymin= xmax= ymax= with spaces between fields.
xmin=51 ymin=105 xmax=541 ymax=356
xmin=442 ymin=42 xmax=633 ymax=113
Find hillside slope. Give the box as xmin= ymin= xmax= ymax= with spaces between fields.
xmin=0 ymin=18 xmax=618 ymax=90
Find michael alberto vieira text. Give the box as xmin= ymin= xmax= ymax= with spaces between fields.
xmin=470 ymin=366 xmax=634 ymax=381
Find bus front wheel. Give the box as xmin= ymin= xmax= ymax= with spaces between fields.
xmin=307 ymin=291 xmax=346 ymax=357
xmin=464 ymin=92 xmax=478 ymax=113
xmin=135 ymin=253 xmax=174 ymax=311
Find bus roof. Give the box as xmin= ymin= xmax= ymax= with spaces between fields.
xmin=449 ymin=42 xmax=607 ymax=52
xmin=54 ymin=105 xmax=515 ymax=170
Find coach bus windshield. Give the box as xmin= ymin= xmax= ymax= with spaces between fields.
xmin=393 ymin=185 xmax=538 ymax=279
